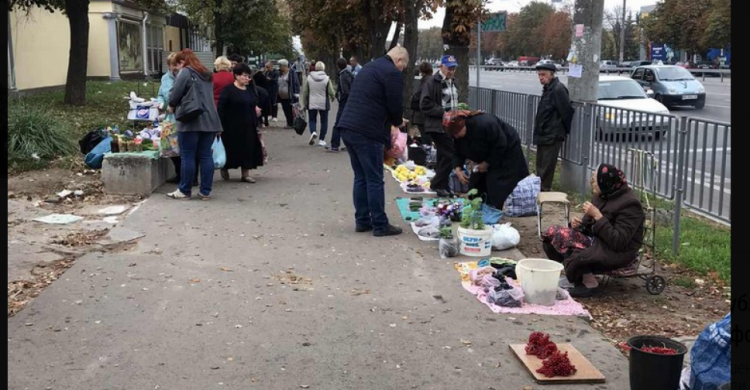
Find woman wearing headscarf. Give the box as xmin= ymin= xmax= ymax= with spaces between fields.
xmin=541 ymin=163 xmax=645 ymax=297
xmin=443 ymin=109 xmax=529 ymax=211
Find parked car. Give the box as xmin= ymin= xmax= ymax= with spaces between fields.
xmin=628 ymin=60 xmax=652 ymax=67
xmin=630 ymin=65 xmax=706 ymax=109
xmin=595 ymin=75 xmax=671 ymax=140
xmin=692 ymin=62 xmax=720 ymax=77
xmin=600 ymin=60 xmax=618 ymax=71
xmin=506 ymin=61 xmax=519 ymax=67
xmin=485 ymin=57 xmax=504 ymax=71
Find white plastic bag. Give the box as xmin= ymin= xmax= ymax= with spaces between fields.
xmin=491 ymin=223 xmax=520 ymax=250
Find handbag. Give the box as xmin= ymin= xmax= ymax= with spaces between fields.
xmin=175 ymin=75 xmax=205 ymax=122
xmin=292 ymin=103 xmax=307 ymax=135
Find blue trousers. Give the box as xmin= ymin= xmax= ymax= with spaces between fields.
xmin=178 ymin=131 xmax=216 ymax=196
xmin=341 ymin=129 xmax=389 ymax=231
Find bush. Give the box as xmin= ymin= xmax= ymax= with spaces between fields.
xmin=8 ymin=102 xmax=77 ymax=166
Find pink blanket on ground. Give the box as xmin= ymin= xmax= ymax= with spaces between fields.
xmin=460 ymin=279 xmax=592 ymax=319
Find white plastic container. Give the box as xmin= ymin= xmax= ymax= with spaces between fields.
xmin=516 ymin=258 xmax=564 ymax=306
xmin=457 ymin=226 xmax=493 ymax=257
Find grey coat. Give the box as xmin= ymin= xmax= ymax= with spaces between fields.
xmin=169 ymin=66 xmax=223 ymax=133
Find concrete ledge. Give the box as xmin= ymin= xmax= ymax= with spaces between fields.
xmin=102 ymin=153 xmax=174 ymax=195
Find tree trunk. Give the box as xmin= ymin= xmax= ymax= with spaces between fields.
xmin=402 ymin=0 xmax=420 ymax=115
xmin=442 ymin=1 xmax=471 ymax=103
xmin=214 ymin=0 xmax=224 ymax=57
xmin=369 ymin=0 xmax=392 ymax=60
xmin=63 ymin=0 xmax=90 ymax=106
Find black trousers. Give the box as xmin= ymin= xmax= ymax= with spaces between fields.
xmin=279 ymin=98 xmax=294 ymax=127
xmin=430 ymin=131 xmax=455 ymax=191
xmin=170 ymin=156 xmax=198 ymax=182
xmin=416 ymin=124 xmax=432 ymax=145
xmin=536 ymin=141 xmax=562 ymax=191
xmin=467 ymin=168 xmax=522 ymax=210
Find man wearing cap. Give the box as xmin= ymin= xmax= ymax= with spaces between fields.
xmin=420 ymin=54 xmax=460 ymax=198
xmin=534 ymin=62 xmax=574 ymax=191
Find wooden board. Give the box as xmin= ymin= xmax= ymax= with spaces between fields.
xmin=509 ymin=344 xmax=606 ymax=384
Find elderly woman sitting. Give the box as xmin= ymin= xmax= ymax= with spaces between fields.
xmin=542 ymin=163 xmax=645 ymax=297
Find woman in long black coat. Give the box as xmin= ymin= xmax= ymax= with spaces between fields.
xmin=217 ymin=63 xmax=264 ymax=183
xmin=444 ymin=110 xmax=530 ymax=210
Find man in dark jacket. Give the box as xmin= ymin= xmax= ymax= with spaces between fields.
xmin=420 ymin=54 xmax=459 ymax=197
xmin=328 ymin=58 xmax=354 ymax=153
xmin=534 ymin=63 xmax=574 ymax=192
xmin=446 ymin=110 xmax=530 ymax=210
xmin=337 ymin=47 xmax=410 ymax=237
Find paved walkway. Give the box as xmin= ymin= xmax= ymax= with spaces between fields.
xmin=8 ymin=118 xmax=629 ymax=389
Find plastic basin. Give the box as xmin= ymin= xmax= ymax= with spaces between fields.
xmin=516 ymin=258 xmax=564 ymax=306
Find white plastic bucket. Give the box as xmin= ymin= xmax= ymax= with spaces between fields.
xmin=516 ymin=258 xmax=564 ymax=306
xmin=457 ymin=226 xmax=493 ymax=257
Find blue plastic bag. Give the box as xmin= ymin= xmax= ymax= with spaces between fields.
xmin=84 ymin=136 xmax=112 ymax=169
xmin=212 ymin=135 xmax=226 ymax=169
xmin=481 ymin=203 xmax=504 ymax=225
xmin=689 ymin=313 xmax=731 ymax=390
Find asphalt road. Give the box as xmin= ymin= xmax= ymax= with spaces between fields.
xmin=462 ymin=70 xmax=731 ymax=222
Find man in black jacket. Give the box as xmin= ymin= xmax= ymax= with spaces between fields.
xmin=337 ymin=46 xmax=410 ymax=237
xmin=420 ymin=54 xmax=459 ymax=197
xmin=328 ymin=58 xmax=354 ymax=153
xmin=534 ymin=63 xmax=574 ymax=191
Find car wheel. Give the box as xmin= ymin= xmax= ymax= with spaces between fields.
xmin=694 ymin=100 xmax=705 ymax=109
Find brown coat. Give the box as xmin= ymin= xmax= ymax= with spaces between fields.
xmin=564 ymin=186 xmax=645 ymax=283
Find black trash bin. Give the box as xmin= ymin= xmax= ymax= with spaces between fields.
xmin=628 ymin=335 xmax=688 ymax=390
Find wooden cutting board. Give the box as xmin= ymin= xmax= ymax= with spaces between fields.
xmin=509 ymin=343 xmax=606 ymax=384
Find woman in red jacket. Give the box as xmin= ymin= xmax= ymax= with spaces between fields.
xmin=213 ymin=56 xmax=235 ymax=106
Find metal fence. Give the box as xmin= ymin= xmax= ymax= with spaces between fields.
xmin=469 ymin=65 xmax=731 ymax=82
xmin=459 ymin=85 xmax=731 ymax=252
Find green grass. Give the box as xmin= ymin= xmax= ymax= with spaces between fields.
xmin=672 ymin=276 xmax=698 ymax=289
xmin=8 ymin=80 xmax=160 ymax=172
xmin=527 ymin=150 xmax=731 ymax=283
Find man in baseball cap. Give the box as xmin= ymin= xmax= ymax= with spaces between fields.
xmin=441 ymin=54 xmax=458 ymax=67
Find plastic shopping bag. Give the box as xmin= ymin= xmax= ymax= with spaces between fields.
xmin=386 ymin=127 xmax=407 ymax=159
xmin=212 ymin=135 xmax=226 ymax=169
xmin=491 ymin=223 xmax=521 ymax=250
xmin=259 ymin=132 xmax=268 ymax=164
xmin=689 ymin=313 xmax=731 ymax=390
xmin=439 ymin=237 xmax=459 ymax=259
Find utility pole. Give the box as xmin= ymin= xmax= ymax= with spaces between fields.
xmin=567 ymin=0 xmax=605 ymax=103
xmin=619 ymin=0 xmax=626 ymax=64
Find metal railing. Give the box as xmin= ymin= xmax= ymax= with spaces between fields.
xmin=458 ymin=86 xmax=730 ymax=246
xmin=469 ymin=65 xmax=731 ymax=81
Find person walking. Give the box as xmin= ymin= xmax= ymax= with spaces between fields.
xmin=262 ymin=61 xmax=280 ymax=123
xmin=276 ymin=59 xmax=300 ymax=129
xmin=327 ymin=58 xmax=353 ymax=153
xmin=534 ymin=62 xmax=574 ymax=191
xmin=217 ymin=63 xmax=264 ymax=183
xmin=166 ymin=49 xmax=223 ymax=200
xmin=410 ymin=61 xmax=433 ymax=145
xmin=300 ymin=61 xmax=336 ymax=147
xmin=337 ymin=46 xmax=410 ymax=237
xmin=420 ymin=54 xmax=459 ymax=198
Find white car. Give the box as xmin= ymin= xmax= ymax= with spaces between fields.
xmin=595 ymin=75 xmax=671 ymax=140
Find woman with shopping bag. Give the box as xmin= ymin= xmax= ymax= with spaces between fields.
xmin=216 ymin=63 xmax=265 ymax=183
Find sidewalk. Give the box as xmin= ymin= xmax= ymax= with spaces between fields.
xmin=8 ymin=116 xmax=630 ymax=389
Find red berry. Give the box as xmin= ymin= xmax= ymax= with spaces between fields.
xmin=536 ymin=351 xmax=577 ymax=377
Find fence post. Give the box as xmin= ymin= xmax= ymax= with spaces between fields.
xmin=524 ymin=95 xmax=534 ymax=166
xmin=579 ymin=103 xmax=592 ymax=199
xmin=672 ymin=116 xmax=688 ymax=255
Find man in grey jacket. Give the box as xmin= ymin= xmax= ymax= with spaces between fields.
xmin=533 ymin=63 xmax=574 ymax=191
xmin=328 ymin=58 xmax=354 ymax=152
xmin=420 ymin=54 xmax=459 ymax=198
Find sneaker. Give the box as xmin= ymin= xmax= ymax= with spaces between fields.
xmin=373 ymin=224 xmax=403 ymax=237
xmin=355 ymin=225 xmax=373 ymax=233
xmin=166 ymin=190 xmax=190 ymax=200
xmin=272 ymin=117 xmax=278 ymax=122
xmin=309 ymin=132 xmax=318 ymax=145
xmin=435 ymin=188 xmax=455 ymax=198
xmin=318 ymin=140 xmax=327 ymax=147
xmin=326 ymin=147 xmax=339 ymax=153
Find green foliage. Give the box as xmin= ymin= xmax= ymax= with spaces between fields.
xmin=439 ymin=226 xmax=454 ymax=239
xmin=7 ymin=102 xmax=77 ymax=166
xmin=459 ymin=189 xmax=485 ymax=230
xmin=642 ymin=0 xmax=714 ymax=54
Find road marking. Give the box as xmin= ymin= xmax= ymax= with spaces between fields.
xmin=705 ymin=104 xmax=731 ymax=109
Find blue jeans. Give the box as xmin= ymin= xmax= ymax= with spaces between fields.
xmin=331 ymin=101 xmax=346 ymax=149
xmin=341 ymin=129 xmax=389 ymax=231
xmin=178 ymin=131 xmax=216 ymax=196
xmin=308 ymin=109 xmax=329 ymax=141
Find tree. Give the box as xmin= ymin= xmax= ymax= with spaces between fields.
xmin=441 ymin=0 xmax=488 ymax=102
xmin=10 ymin=0 xmax=90 ymax=106
xmin=701 ymin=0 xmax=730 ymax=50
xmin=418 ymin=27 xmax=444 ymax=61
xmin=642 ymin=0 xmax=712 ymax=57
xmin=539 ymin=11 xmax=572 ymax=61
xmin=603 ymin=7 xmax=639 ymax=61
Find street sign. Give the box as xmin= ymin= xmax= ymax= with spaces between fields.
xmin=481 ymin=12 xmax=507 ymax=32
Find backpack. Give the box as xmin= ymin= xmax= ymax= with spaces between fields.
xmin=410 ymin=89 xmax=421 ymax=111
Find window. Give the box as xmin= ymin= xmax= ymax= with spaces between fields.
xmin=644 ymin=69 xmax=655 ymax=82
xmin=632 ymin=68 xmax=644 ymax=80
xmin=146 ymin=25 xmax=163 ymax=75
xmin=655 ymin=66 xmax=694 ymax=81
xmin=598 ymin=80 xmax=648 ymax=100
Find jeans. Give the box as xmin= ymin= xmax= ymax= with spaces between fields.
xmin=331 ymin=101 xmax=346 ymax=149
xmin=341 ymin=129 xmax=389 ymax=231
xmin=308 ymin=109 xmax=329 ymax=141
xmin=177 ymin=131 xmax=216 ymax=196
xmin=280 ymin=98 xmax=293 ymax=127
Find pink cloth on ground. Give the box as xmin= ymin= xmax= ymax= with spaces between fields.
xmin=460 ymin=278 xmax=592 ymax=319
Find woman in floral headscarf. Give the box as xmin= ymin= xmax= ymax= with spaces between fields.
xmin=541 ymin=163 xmax=645 ymax=297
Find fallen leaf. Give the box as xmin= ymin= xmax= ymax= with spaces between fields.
xmin=300 ymin=386 xmax=310 ymax=389
xmin=190 ymin=279 xmax=201 ymax=283
xmin=220 ymin=267 xmax=234 ymax=272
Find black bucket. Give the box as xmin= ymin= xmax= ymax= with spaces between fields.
xmin=628 ymin=335 xmax=688 ymax=390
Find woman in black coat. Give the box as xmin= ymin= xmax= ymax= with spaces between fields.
xmin=444 ymin=110 xmax=530 ymax=210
